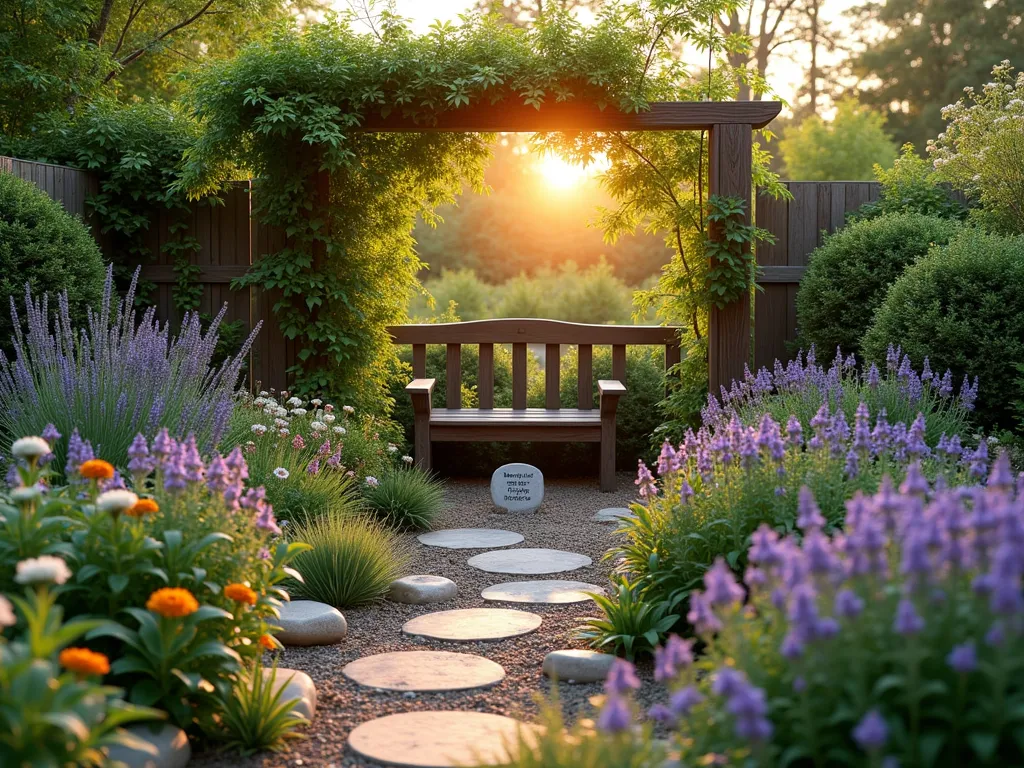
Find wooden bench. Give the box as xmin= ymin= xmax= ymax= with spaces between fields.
xmin=389 ymin=319 xmax=680 ymax=492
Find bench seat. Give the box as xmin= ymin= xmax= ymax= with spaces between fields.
xmin=430 ymin=408 xmax=603 ymax=443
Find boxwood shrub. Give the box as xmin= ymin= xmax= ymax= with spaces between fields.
xmin=796 ymin=212 xmax=960 ymax=357
xmin=0 ymin=171 xmax=105 ymax=346
xmin=862 ymin=228 xmax=1024 ymax=430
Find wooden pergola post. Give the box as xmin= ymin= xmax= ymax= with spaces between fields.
xmin=707 ymin=123 xmax=753 ymax=396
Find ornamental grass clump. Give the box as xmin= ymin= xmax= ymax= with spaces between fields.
xmin=363 ymin=468 xmax=444 ymax=531
xmin=606 ymin=400 xmax=983 ymax=643
xmin=0 ymin=266 xmax=258 ymax=477
xmin=630 ymin=455 xmax=1024 ymax=767
xmin=707 ymin=346 xmax=976 ymax=446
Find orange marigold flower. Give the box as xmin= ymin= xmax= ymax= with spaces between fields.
xmin=224 ymin=583 xmax=258 ymax=606
xmin=78 ymin=459 xmax=115 ymax=480
xmin=146 ymin=587 xmax=199 ymax=618
xmin=126 ymin=498 xmax=160 ymax=518
xmin=59 ymin=647 xmax=110 ymax=676
xmin=259 ymin=634 xmax=278 ymax=651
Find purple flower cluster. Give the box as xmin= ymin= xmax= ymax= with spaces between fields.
xmin=684 ymin=451 xmax=1022 ymax=755
xmin=0 ymin=266 xmax=260 ymax=469
xmin=122 ymin=429 xmax=280 ymax=534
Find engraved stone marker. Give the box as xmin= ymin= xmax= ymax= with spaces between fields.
xmin=490 ymin=463 xmax=543 ymax=512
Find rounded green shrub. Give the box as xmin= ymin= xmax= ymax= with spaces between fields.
xmin=796 ymin=213 xmax=960 ymax=357
xmin=0 ymin=171 xmax=106 ymax=346
xmin=363 ymin=469 xmax=444 ymax=530
xmin=862 ymin=228 xmax=1024 ymax=430
xmin=285 ymin=512 xmax=409 ymax=608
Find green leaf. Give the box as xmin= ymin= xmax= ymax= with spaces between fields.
xmin=108 ymin=573 xmax=130 ymax=594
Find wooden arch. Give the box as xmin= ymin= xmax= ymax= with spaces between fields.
xmin=329 ymin=99 xmax=782 ymax=394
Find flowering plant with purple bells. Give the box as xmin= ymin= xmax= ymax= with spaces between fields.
xmin=224 ymin=390 xmax=407 ymax=521
xmin=705 ymin=345 xmax=977 ymax=447
xmin=0 ymin=426 xmax=308 ymax=733
xmin=565 ymin=457 xmax=1024 ymax=767
xmin=600 ymin=397 xmax=983 ymax=645
xmin=0 ymin=267 xmax=257 ymax=481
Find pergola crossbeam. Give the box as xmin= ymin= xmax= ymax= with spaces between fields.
xmin=353 ymin=101 xmax=781 ymax=133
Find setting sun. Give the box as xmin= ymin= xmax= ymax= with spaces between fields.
xmin=535 ymin=153 xmax=608 ymax=190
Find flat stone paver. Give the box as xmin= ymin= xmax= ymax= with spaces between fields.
xmin=480 ymin=580 xmax=603 ymax=604
xmin=343 ymin=651 xmax=505 ymax=692
xmin=388 ymin=575 xmax=458 ymax=604
xmin=348 ymin=711 xmax=536 ymax=767
xmin=417 ymin=529 xmax=525 ymax=549
xmin=593 ymin=507 xmax=637 ymax=522
xmin=402 ymin=608 xmax=541 ymax=642
xmin=467 ymin=548 xmax=592 ymax=575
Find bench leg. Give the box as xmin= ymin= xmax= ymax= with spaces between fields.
xmin=600 ymin=415 xmax=616 ymax=492
xmin=413 ymin=413 xmax=431 ymax=472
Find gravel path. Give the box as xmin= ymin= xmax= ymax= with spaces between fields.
xmin=192 ymin=474 xmax=667 ymax=767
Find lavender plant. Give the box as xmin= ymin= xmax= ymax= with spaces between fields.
xmin=706 ymin=346 xmax=977 ymax=447
xmin=598 ymin=456 xmax=1024 ymax=767
xmin=602 ymin=400 xmax=983 ymax=648
xmin=0 ymin=267 xmax=258 ymax=477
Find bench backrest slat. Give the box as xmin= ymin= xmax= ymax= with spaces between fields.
xmin=545 ymin=344 xmax=560 ymax=409
xmin=512 ymin=342 xmax=528 ymax=409
xmin=478 ymin=343 xmax=494 ymax=409
xmin=446 ymin=343 xmax=462 ymax=408
xmin=578 ymin=344 xmax=594 ymax=410
xmin=389 ymin=320 xmax=682 ymax=412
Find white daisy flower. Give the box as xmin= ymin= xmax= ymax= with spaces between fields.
xmin=365 ymin=476 xmax=379 ymax=487
xmin=274 ymin=418 xmax=289 ymax=428
xmin=274 ymin=407 xmax=288 ymax=418
xmin=343 ymin=405 xmax=355 ymax=414
xmin=387 ymin=444 xmax=398 ymax=453
xmin=251 ymin=424 xmax=268 ymax=435
xmin=311 ymin=398 xmax=323 ymax=406
xmin=291 ymin=408 xmax=307 ymax=416
xmin=402 ymin=455 xmax=414 ymax=464
xmin=11 ymin=486 xmax=42 ymax=503
xmin=287 ymin=396 xmax=303 ymax=407
xmin=333 ymin=426 xmax=347 ymax=435
xmin=311 ymin=421 xmax=327 ymax=431
xmin=273 ymin=467 xmax=290 ymax=480
xmin=15 ymin=555 xmax=72 ymax=585
xmin=253 ymin=397 xmax=267 ymax=407
xmin=279 ymin=428 xmax=290 ymax=437
xmin=259 ymin=390 xmax=269 ymax=397
xmin=11 ymin=436 xmax=51 ymax=461
xmin=323 ymin=413 xmax=336 ymax=423
xmin=96 ymin=490 xmax=139 ymax=515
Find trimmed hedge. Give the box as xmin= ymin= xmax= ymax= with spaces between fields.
xmin=862 ymin=228 xmax=1024 ymax=430
xmin=0 ymin=171 xmax=105 ymax=345
xmin=796 ymin=213 xmax=960 ymax=357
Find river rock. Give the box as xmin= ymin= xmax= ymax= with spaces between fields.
xmin=275 ymin=600 xmax=347 ymax=646
xmin=106 ymin=724 xmax=190 ymax=768
xmin=542 ymin=650 xmax=616 ymax=683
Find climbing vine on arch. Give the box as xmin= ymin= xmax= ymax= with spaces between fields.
xmin=178 ymin=2 xmax=784 ymax=412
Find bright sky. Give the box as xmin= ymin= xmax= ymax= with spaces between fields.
xmin=343 ymin=0 xmax=864 ymax=111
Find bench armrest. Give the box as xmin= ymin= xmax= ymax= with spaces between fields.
xmin=406 ymin=378 xmax=435 ymax=415
xmin=598 ymin=379 xmax=626 ymax=417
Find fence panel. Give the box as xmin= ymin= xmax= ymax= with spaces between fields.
xmin=1 ymin=156 xmax=98 ymax=220
xmin=754 ymin=180 xmax=881 ymax=371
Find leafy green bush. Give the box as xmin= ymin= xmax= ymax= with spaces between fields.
xmin=851 ymin=144 xmax=968 ymax=222
xmin=285 ymin=512 xmax=409 ymax=608
xmin=363 ymin=469 xmax=444 ymax=531
xmin=862 ymin=228 xmax=1024 ymax=430
xmin=577 ymin=576 xmax=681 ymax=661
xmin=0 ymin=582 xmax=160 ymax=765
xmin=929 ymin=60 xmax=1024 ymax=234
xmin=795 ymin=213 xmax=960 ymax=357
xmin=0 ymin=170 xmax=105 ymax=347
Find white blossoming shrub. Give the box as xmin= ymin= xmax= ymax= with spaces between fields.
xmin=929 ymin=60 xmax=1024 ymax=234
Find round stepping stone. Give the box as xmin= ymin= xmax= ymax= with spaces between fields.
xmin=388 ymin=575 xmax=458 ymax=604
xmin=403 ymin=608 xmax=541 ymax=642
xmin=467 ymin=548 xmax=592 ymax=575
xmin=343 ymin=651 xmax=505 ymax=692
xmin=481 ymin=580 xmax=604 ymax=604
xmin=349 ymin=711 xmax=535 ymax=767
xmin=593 ymin=507 xmax=637 ymax=523
xmin=274 ymin=600 xmax=347 ymax=646
xmin=417 ymin=528 xmax=524 ymax=549
xmin=542 ymin=650 xmax=616 ymax=683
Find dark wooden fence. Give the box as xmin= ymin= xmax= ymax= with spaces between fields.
xmin=753 ymin=181 xmax=881 ymax=371
xmin=4 ymin=155 xmax=894 ymax=389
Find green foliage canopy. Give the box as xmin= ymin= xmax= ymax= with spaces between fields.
xmin=778 ymin=99 xmax=898 ymax=181
xmin=179 ymin=3 xmax=779 ymax=409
